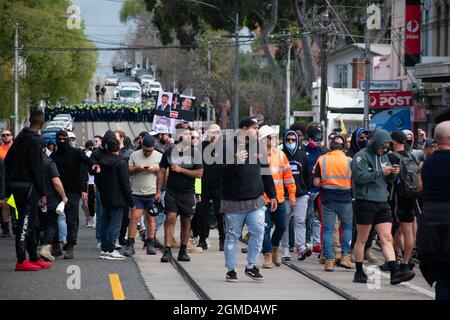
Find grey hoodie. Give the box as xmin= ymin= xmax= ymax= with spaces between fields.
xmin=351 ymin=130 xmax=394 ymax=202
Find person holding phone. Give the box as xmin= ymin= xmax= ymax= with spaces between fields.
xmin=351 ymin=129 xmax=415 ymax=285
xmin=123 ymin=136 xmax=162 ymax=257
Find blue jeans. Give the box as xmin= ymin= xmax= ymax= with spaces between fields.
xmin=224 ymin=207 xmax=265 ymax=270
xmin=262 ymin=202 xmax=286 ymax=253
xmin=95 ymin=189 xmax=104 ymax=243
xmin=306 ymin=192 xmax=321 ymax=246
xmin=100 ymin=207 xmax=124 ymax=253
xmin=321 ymin=200 xmax=353 ymax=260
xmin=58 ymin=213 xmax=67 ymax=242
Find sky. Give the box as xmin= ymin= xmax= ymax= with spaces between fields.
xmin=71 ymin=0 xmax=136 ymax=76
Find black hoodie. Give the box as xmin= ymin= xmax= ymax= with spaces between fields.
xmin=89 ymin=130 xmax=116 ymax=188
xmin=282 ymin=130 xmax=310 ymax=197
xmin=97 ymin=153 xmax=134 ymax=208
xmin=4 ymin=128 xmax=45 ymax=197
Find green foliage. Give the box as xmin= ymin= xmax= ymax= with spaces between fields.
xmin=119 ymin=0 xmax=146 ymax=23
xmin=0 ymin=0 xmax=97 ymax=122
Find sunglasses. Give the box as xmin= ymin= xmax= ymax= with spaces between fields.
xmin=1 ymin=133 xmax=11 ymax=137
xmin=285 ymin=138 xmax=296 ymax=142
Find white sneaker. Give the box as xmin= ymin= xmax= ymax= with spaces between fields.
xmin=104 ymin=250 xmax=126 ymax=260
xmin=99 ymin=251 xmax=107 ymax=259
xmin=115 ymin=241 xmax=122 ymax=250
xmin=96 ymin=242 xmax=102 ymax=250
xmin=281 ymin=246 xmax=290 ymax=259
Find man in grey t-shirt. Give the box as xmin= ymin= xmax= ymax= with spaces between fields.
xmin=124 ymin=136 xmax=162 ymax=256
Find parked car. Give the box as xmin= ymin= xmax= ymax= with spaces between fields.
xmin=148 ymin=81 xmax=163 ymax=97
xmin=45 ymin=121 xmax=66 ymax=131
xmin=119 ymin=86 xmax=142 ymax=104
xmin=52 ymin=116 xmax=73 ymax=131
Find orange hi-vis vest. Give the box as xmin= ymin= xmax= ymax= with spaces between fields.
xmin=315 ymin=150 xmax=352 ymax=190
xmin=264 ymin=148 xmax=297 ymax=203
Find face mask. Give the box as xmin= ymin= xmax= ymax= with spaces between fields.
xmin=383 ymin=145 xmax=391 ymax=154
xmin=357 ymin=139 xmax=367 ymax=149
xmin=285 ymin=142 xmax=296 ymax=152
xmin=69 ymin=141 xmax=76 ymax=148
xmin=406 ymin=140 xmax=413 ymax=147
xmin=308 ymin=140 xmax=318 ymax=149
xmin=57 ymin=141 xmax=69 ymax=151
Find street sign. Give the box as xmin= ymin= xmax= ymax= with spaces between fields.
xmin=369 ymin=91 xmax=413 ymax=108
xmin=293 ymin=111 xmax=317 ymax=117
xmin=360 ymin=80 xmax=402 ymax=91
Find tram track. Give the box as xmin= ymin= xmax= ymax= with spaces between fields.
xmin=155 ymin=239 xmax=211 ymax=300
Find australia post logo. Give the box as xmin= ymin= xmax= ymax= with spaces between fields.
xmin=369 ymin=91 xmax=413 ymax=109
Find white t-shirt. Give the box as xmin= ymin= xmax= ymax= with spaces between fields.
xmin=129 ymin=149 xmax=162 ymax=196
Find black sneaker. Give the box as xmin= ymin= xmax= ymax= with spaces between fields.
xmin=391 ymin=269 xmax=415 ymax=285
xmin=244 ymin=266 xmax=264 ymax=282
xmin=197 ymin=240 xmax=208 ymax=250
xmin=226 ymin=270 xmax=238 ymax=282
xmin=219 ymin=240 xmax=224 ymax=252
xmin=379 ymin=261 xmax=391 ymax=272
xmin=161 ymin=248 xmax=173 ymax=263
xmin=353 ymin=271 xmax=368 ymax=283
xmin=241 ymin=247 xmax=248 ymax=254
xmin=297 ymin=248 xmax=312 ymax=261
xmin=177 ymin=250 xmax=190 ymax=262
xmin=154 ymin=239 xmax=164 ymax=249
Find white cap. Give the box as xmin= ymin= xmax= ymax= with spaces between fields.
xmin=155 ymin=124 xmax=169 ymax=134
xmin=149 ymin=130 xmax=158 ymax=136
xmin=258 ymin=125 xmax=276 ymax=140
xmin=68 ymin=132 xmax=76 ymax=139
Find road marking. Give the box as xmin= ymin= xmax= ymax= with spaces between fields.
xmin=364 ymin=266 xmax=435 ymax=299
xmin=109 ymin=273 xmax=126 ymax=300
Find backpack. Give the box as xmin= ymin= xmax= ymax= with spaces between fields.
xmin=392 ymin=151 xmax=420 ymax=199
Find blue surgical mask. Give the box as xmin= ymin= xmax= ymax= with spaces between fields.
xmin=285 ymin=142 xmax=296 ymax=152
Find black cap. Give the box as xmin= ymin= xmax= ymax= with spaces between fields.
xmin=391 ymin=130 xmax=407 ymax=144
xmin=56 ymin=130 xmax=68 ymax=138
xmin=142 ymin=135 xmax=155 ymax=148
xmin=424 ymin=138 xmax=436 ymax=148
xmin=239 ymin=116 xmax=258 ymax=129
xmin=307 ymin=126 xmax=323 ymax=141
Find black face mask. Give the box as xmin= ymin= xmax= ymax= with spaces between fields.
xmin=406 ymin=139 xmax=413 ymax=147
xmin=382 ymin=145 xmax=391 ymax=154
xmin=57 ymin=141 xmax=70 ymax=151
xmin=357 ymin=139 xmax=367 ymax=149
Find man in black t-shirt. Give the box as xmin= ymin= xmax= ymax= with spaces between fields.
xmin=156 ymin=126 xmax=203 ymax=263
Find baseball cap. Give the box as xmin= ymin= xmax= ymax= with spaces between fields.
xmin=143 ymin=135 xmax=156 ymax=148
xmin=391 ymin=130 xmax=406 ymax=144
xmin=424 ymin=138 xmax=436 ymax=148
xmin=56 ymin=130 xmax=68 ymax=138
xmin=239 ymin=116 xmax=258 ymax=129
xmin=149 ymin=130 xmax=158 ymax=136
xmin=68 ymin=132 xmax=76 ymax=139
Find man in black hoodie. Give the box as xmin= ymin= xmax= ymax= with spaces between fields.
xmin=4 ymin=109 xmax=52 ymax=271
xmin=97 ymin=138 xmax=134 ymax=260
xmin=220 ymin=116 xmax=277 ymax=282
xmin=280 ymin=129 xmax=311 ymax=261
xmin=51 ymin=130 xmax=98 ymax=259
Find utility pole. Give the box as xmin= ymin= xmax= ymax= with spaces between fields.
xmin=207 ymin=42 xmax=212 ymax=122
xmin=14 ymin=23 xmax=19 ymax=135
xmin=319 ymin=12 xmax=329 ymax=140
xmin=363 ymin=0 xmax=371 ymax=130
xmin=285 ymin=40 xmax=293 ymax=130
xmin=233 ymin=11 xmax=240 ymax=129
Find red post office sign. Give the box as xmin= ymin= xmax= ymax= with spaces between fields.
xmin=404 ymin=0 xmax=421 ymax=67
xmin=369 ymin=91 xmax=413 ymax=108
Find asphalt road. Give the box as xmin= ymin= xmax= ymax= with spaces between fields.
xmin=0 ymin=210 xmax=152 ymax=300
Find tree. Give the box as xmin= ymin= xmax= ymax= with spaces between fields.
xmin=0 ymin=0 xmax=97 ymax=122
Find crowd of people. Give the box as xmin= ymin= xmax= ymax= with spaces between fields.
xmin=1 ymin=110 xmax=449 ymax=300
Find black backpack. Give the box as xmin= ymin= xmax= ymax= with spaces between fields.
xmin=392 ymin=151 xmax=420 ymax=199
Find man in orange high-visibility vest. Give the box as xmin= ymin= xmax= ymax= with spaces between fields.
xmin=259 ymin=126 xmax=297 ymax=269
xmin=313 ymin=135 xmax=354 ymax=272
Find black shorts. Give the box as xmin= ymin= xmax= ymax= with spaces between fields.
xmin=164 ymin=190 xmax=196 ymax=216
xmin=396 ymin=206 xmax=416 ymax=223
xmin=354 ymin=200 xmax=393 ymax=225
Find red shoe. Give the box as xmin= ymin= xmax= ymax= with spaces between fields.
xmin=15 ymin=260 xmax=42 ymax=271
xmin=312 ymin=244 xmax=322 ymax=254
xmin=30 ymin=259 xmax=53 ymax=269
